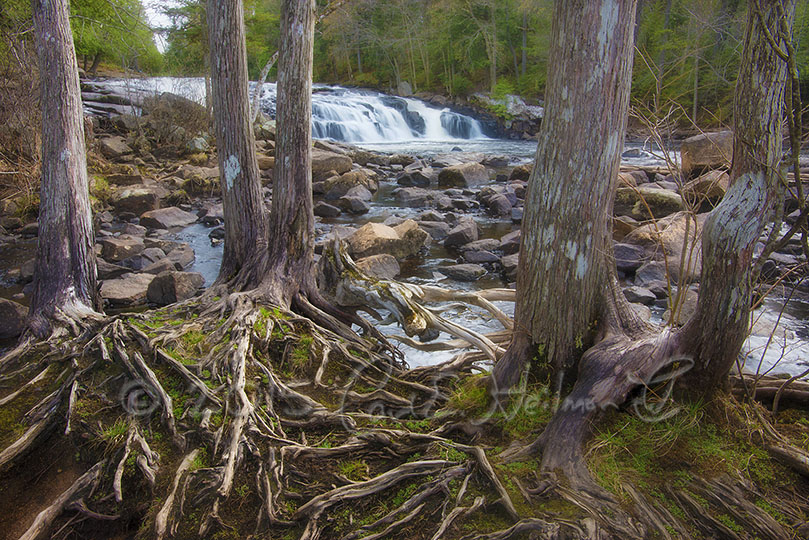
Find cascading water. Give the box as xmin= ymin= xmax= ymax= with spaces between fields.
xmin=90 ymin=77 xmax=488 ymax=144
xmin=259 ymin=84 xmax=487 ymax=143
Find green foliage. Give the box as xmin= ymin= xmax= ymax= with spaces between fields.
xmin=70 ymin=0 xmax=162 ymax=74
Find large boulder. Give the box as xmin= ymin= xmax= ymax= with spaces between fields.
xmin=681 ymin=170 xmax=730 ymax=204
xmin=624 ymin=211 xmax=708 ymax=283
xmin=444 ymin=219 xmax=479 ymax=248
xmin=312 ymin=148 xmax=353 ymax=180
xmin=397 ymin=168 xmax=436 ymax=188
xmin=146 ymin=271 xmax=205 ymax=306
xmin=437 ymin=162 xmax=489 ymax=188
xmin=100 ymin=273 xmax=155 ymax=306
xmin=614 ymin=186 xmax=684 ymax=220
xmin=0 ymin=299 xmax=27 ymax=339
xmin=355 ymin=254 xmax=400 ymax=280
xmin=98 ymin=136 xmax=134 ymax=159
xmin=324 ymin=170 xmax=377 ymax=199
xmin=99 ymin=235 xmax=145 ymax=263
xmin=394 ymin=187 xmax=441 ymax=208
xmin=680 ymin=131 xmax=733 ymax=178
xmin=111 ymin=187 xmax=160 ymax=215
xmin=347 ymin=220 xmax=429 ymax=260
xmin=139 ymin=207 xmax=198 ymax=229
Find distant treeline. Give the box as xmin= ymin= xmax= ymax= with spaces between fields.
xmin=2 ymin=0 xmax=808 ymax=127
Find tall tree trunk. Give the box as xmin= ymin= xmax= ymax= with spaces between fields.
xmin=259 ymin=0 xmax=317 ymax=307
xmin=692 ymin=53 xmax=699 ymax=122
xmin=88 ymin=52 xmax=101 ymax=78
xmin=520 ymin=8 xmax=527 ymax=78
xmin=680 ymin=0 xmax=795 ymax=396
xmin=492 ymin=0 xmax=639 ymax=391
xmin=207 ymin=0 xmax=269 ymax=288
xmin=29 ymin=0 xmax=101 ymax=338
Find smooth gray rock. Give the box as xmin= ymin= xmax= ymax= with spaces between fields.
xmin=438 ymin=263 xmax=486 ymax=281
xmin=147 ymin=271 xmax=205 ymax=306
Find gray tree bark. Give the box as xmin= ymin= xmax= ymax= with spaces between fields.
xmin=207 ymin=0 xmax=269 ymax=288
xmin=492 ymin=0 xmax=640 ymax=390
xmin=680 ymin=0 xmax=795 ymax=394
xmin=259 ymin=0 xmax=318 ymax=307
xmin=29 ymin=0 xmax=101 ymax=338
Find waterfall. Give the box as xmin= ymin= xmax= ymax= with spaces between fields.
xmin=91 ymin=77 xmax=488 ymax=144
xmin=259 ymin=84 xmax=487 ymax=143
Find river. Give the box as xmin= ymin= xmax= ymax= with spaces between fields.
xmin=6 ymin=77 xmax=809 ymax=377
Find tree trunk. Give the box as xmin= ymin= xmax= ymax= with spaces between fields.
xmin=521 ymin=9 xmax=527 ymax=78
xmin=492 ymin=0 xmax=639 ymax=391
xmin=89 ymin=52 xmax=101 ymax=78
xmin=29 ymin=0 xmax=101 ymax=338
xmin=207 ymin=0 xmax=269 ymax=288
xmin=680 ymin=0 xmax=795 ymax=396
xmin=259 ymin=0 xmax=317 ymax=307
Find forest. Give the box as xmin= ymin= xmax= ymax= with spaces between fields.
xmin=1 ymin=0 xmax=809 ymax=539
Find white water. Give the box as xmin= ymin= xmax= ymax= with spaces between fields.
xmin=96 ymin=77 xmax=487 ymax=144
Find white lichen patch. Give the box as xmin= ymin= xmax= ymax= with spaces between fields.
xmin=59 ymin=149 xmax=72 ymax=162
xmin=224 ymin=154 xmax=241 ymax=191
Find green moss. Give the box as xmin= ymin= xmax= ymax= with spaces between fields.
xmin=102 ymin=419 xmax=129 ymax=442
xmin=338 ymin=459 xmax=369 ymax=481
xmin=447 ymin=374 xmax=491 ymax=416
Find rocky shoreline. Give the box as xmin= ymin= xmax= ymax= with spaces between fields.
xmin=1 ymin=86 xmax=808 ymax=373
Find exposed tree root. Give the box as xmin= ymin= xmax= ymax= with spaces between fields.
xmin=1 ymin=266 xmax=807 ymax=539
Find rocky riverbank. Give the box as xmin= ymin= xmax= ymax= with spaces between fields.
xmin=1 ymin=87 xmax=809 ymax=376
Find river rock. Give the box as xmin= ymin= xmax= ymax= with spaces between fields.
xmin=438 ymin=162 xmax=489 ymax=188
xmin=139 ymin=207 xmax=198 ymax=229
xmin=614 ymin=243 xmax=646 ymax=273
xmin=314 ymin=201 xmax=341 ymax=218
xmin=418 ymin=221 xmax=451 ymax=240
xmin=624 ymin=211 xmax=707 ymax=283
xmin=461 ymin=239 xmax=501 ymax=253
xmin=100 ymin=273 xmax=155 ymax=306
xmin=166 ymin=244 xmax=196 ymax=269
xmin=0 ymin=299 xmax=27 ymax=339
xmin=98 ymin=136 xmax=134 ymax=159
xmin=324 ymin=170 xmax=377 ymax=199
xmin=634 ymin=261 xmax=668 ymax=287
xmin=146 ymin=271 xmax=205 ymax=305
xmin=484 ymin=193 xmax=513 ymax=216
xmin=143 ymin=258 xmax=182 ymax=275
xmin=438 ymin=263 xmax=486 ymax=281
xmin=501 ymin=253 xmax=519 ymax=281
xmin=99 ymin=235 xmax=145 ymax=262
xmin=111 ymin=187 xmax=161 ymax=215
xmin=444 ymin=219 xmax=479 ymax=248
xmin=613 ymin=215 xmax=639 ymax=240
xmin=511 ymin=207 xmax=523 ymax=223
xmin=347 ymin=220 xmax=429 ymax=260
xmin=97 ymin=259 xmax=130 ymax=280
xmin=681 ymin=170 xmax=730 ymax=203
xmin=463 ymin=250 xmax=500 ymax=264
xmin=312 ymin=148 xmax=353 ymax=179
xmin=106 ymin=173 xmax=143 ymax=186
xmin=394 ymin=187 xmax=437 ymax=208
xmin=338 ymin=196 xmax=370 ymax=215
xmin=509 ymin=163 xmax=532 ymax=181
xmin=680 ymin=131 xmax=733 ymax=178
xmin=355 ymin=254 xmax=400 ymax=279
xmin=614 ymin=186 xmax=684 ymax=219
xmin=623 ymin=286 xmax=656 ymax=305
xmin=397 ymin=168 xmax=436 ymax=187
xmin=499 ymin=230 xmax=521 ymax=255
xmin=186 ymin=137 xmax=209 ymax=153
xmin=257 ymin=155 xmax=275 ymax=170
